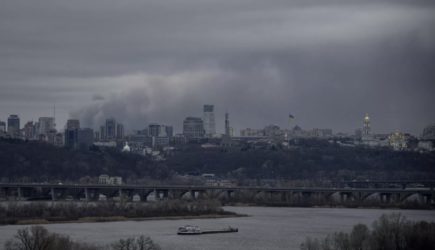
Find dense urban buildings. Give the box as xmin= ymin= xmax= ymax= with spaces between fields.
xmin=146 ymin=123 xmax=173 ymax=147
xmin=1 ymin=105 xmax=434 ymax=153
xmin=183 ymin=117 xmax=205 ymax=139
xmin=240 ymin=128 xmax=265 ymax=137
xmin=422 ymin=124 xmax=435 ymax=140
xmin=99 ymin=118 xmax=124 ymax=141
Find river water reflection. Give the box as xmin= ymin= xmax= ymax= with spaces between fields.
xmin=1 ymin=206 xmax=434 ymax=250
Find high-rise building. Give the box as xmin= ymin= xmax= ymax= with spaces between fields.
xmin=65 ymin=129 xmax=79 ymax=148
xmin=38 ymin=117 xmax=55 ymax=136
xmin=148 ymin=123 xmax=163 ymax=137
xmin=116 ymin=123 xmax=124 ymax=139
xmin=65 ymin=119 xmax=80 ymax=148
xmin=94 ymin=131 xmax=100 ymax=141
xmin=225 ymin=112 xmax=230 ymax=137
xmin=165 ymin=126 xmax=173 ymax=138
xmin=100 ymin=126 xmax=106 ymax=140
xmin=203 ymin=105 xmax=216 ymax=137
xmin=23 ymin=121 xmax=36 ymax=140
xmin=221 ymin=112 xmax=233 ymax=147
xmin=78 ymin=128 xmax=94 ymax=149
xmin=54 ymin=132 xmax=64 ymax=147
xmin=143 ymin=123 xmax=173 ymax=148
xmin=183 ymin=117 xmax=204 ymax=139
xmin=148 ymin=123 xmax=172 ymax=138
xmin=7 ymin=114 xmax=20 ymax=138
xmin=0 ymin=121 xmax=6 ymax=133
xmin=46 ymin=129 xmax=58 ymax=145
xmin=105 ymin=118 xmax=117 ymax=140
xmin=64 ymin=119 xmax=94 ymax=149
xmin=66 ymin=119 xmax=80 ymax=130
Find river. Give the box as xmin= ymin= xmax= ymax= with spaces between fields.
xmin=0 ymin=206 xmax=434 ymax=250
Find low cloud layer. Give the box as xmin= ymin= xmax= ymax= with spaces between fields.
xmin=1 ymin=0 xmax=434 ymax=134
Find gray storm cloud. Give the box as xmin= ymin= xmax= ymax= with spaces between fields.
xmin=1 ymin=0 xmax=435 ymax=134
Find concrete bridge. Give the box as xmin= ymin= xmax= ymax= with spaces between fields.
xmin=0 ymin=183 xmax=433 ymax=205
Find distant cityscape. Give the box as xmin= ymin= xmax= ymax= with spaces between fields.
xmin=1 ymin=105 xmax=434 ymax=155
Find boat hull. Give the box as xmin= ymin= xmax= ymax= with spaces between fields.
xmin=178 ymin=228 xmax=238 ymax=235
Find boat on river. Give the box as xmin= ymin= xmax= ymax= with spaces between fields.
xmin=177 ymin=225 xmax=238 ymax=235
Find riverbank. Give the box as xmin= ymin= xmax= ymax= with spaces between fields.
xmin=6 ymin=213 xmax=247 ymax=226
xmin=225 ymin=201 xmax=434 ymax=210
xmin=0 ymin=199 xmax=245 ymax=225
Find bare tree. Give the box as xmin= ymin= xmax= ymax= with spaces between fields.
xmin=111 ymin=236 xmax=160 ymax=250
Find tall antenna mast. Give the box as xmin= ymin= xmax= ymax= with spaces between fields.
xmin=53 ymin=104 xmax=56 ymax=129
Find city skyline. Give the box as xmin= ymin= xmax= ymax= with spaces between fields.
xmin=0 ymin=107 xmax=431 ymax=137
xmin=1 ymin=0 xmax=434 ymax=135
xmin=1 ymin=1 xmax=435 ymax=248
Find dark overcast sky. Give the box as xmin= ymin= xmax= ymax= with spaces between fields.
xmin=1 ymin=0 xmax=434 ymax=135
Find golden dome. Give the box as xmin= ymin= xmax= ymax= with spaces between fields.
xmin=364 ymin=113 xmax=370 ymax=121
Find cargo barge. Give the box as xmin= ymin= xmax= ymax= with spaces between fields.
xmin=177 ymin=225 xmax=238 ymax=235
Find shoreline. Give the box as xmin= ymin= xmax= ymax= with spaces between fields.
xmin=225 ymin=202 xmax=434 ymax=210
xmin=1 ymin=213 xmax=248 ymax=226
xmin=1 ymin=202 xmax=432 ymax=226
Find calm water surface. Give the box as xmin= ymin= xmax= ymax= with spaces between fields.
xmin=0 ymin=206 xmax=434 ymax=250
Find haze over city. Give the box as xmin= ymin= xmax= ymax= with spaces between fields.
xmin=1 ymin=0 xmax=435 ymax=135
xmin=1 ymin=1 xmax=435 ymax=249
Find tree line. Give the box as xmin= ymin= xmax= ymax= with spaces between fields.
xmin=4 ymin=226 xmax=160 ymax=250
xmin=0 ymin=199 xmax=234 ymax=225
xmin=300 ymin=213 xmax=435 ymax=250
xmin=1 ymin=138 xmax=434 ymax=183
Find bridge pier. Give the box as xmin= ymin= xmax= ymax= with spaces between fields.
xmin=227 ymin=190 xmax=234 ymax=200
xmin=281 ymin=191 xmax=288 ymax=203
xmin=424 ymin=194 xmax=433 ymax=205
xmin=153 ymin=189 xmax=158 ymax=200
xmin=417 ymin=193 xmax=433 ymax=205
xmin=189 ymin=190 xmax=196 ymax=200
xmin=302 ymin=192 xmax=312 ymax=200
xmin=162 ymin=190 xmax=169 ymax=200
xmin=17 ymin=187 xmax=22 ymax=200
xmin=50 ymin=188 xmax=55 ymax=201
xmin=84 ymin=188 xmax=89 ymax=201
xmin=353 ymin=192 xmax=363 ymax=202
xmin=118 ymin=188 xmax=123 ymax=201
xmin=340 ymin=193 xmax=347 ymax=203
xmin=392 ymin=193 xmax=401 ymax=203
xmin=380 ymin=193 xmax=391 ymax=203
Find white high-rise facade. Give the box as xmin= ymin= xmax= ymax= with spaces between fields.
xmin=203 ymin=104 xmax=216 ymax=137
xmin=38 ymin=117 xmax=55 ymax=136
